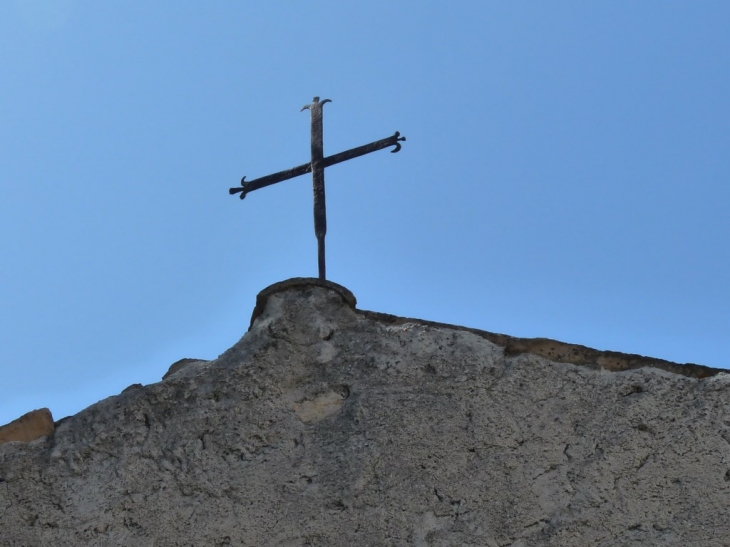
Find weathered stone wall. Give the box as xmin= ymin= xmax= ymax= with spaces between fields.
xmin=1 ymin=278 xmax=729 ymax=546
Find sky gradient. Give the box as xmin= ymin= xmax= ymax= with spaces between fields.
xmin=1 ymin=2 xmax=729 ymax=426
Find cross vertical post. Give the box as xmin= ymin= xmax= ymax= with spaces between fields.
xmin=229 ymin=97 xmax=405 ymax=280
xmin=301 ymin=97 xmax=331 ymax=279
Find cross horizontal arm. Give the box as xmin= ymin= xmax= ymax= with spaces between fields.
xmin=229 ymin=162 xmax=312 ymax=199
xmin=229 ymin=131 xmax=405 ymax=200
xmin=322 ymin=131 xmax=406 ymax=169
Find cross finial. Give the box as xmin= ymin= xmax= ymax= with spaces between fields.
xmin=301 ymin=96 xmax=331 ymax=112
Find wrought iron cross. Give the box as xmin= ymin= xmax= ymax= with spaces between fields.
xmin=229 ymin=97 xmax=405 ymax=280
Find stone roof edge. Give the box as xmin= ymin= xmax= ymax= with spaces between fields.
xmin=358 ymin=309 xmax=723 ymax=379
xmin=252 ymin=278 xmax=724 ymax=380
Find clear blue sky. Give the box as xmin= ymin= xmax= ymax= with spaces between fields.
xmin=1 ymin=2 xmax=728 ymax=426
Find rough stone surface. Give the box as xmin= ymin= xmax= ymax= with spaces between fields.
xmin=162 ymin=358 xmax=209 ymax=380
xmin=1 ymin=278 xmax=729 ymax=546
xmin=0 ymin=408 xmax=54 ymax=444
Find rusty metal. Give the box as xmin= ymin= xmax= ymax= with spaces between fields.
xmin=229 ymin=97 xmax=405 ymax=280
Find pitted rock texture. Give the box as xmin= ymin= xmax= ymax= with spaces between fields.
xmin=1 ymin=278 xmax=729 ymax=546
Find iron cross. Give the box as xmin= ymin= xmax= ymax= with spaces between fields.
xmin=229 ymin=97 xmax=405 ymax=280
